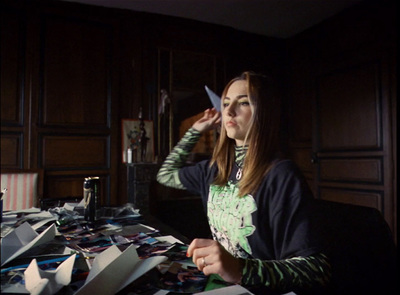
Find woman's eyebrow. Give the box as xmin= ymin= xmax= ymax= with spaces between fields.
xmin=224 ymin=94 xmax=248 ymax=100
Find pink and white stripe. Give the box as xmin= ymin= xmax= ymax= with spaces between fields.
xmin=0 ymin=173 xmax=38 ymax=211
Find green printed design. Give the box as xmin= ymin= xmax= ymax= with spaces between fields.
xmin=156 ymin=128 xmax=201 ymax=189
xmin=208 ymin=181 xmax=257 ymax=257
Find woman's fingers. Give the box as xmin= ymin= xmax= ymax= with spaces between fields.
xmin=187 ymin=238 xmax=244 ymax=283
xmin=192 ymin=108 xmax=221 ymax=133
xmin=187 ymin=238 xmax=213 ymax=257
xmin=187 ymin=238 xmax=216 ymax=271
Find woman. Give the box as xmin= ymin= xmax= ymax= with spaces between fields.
xmin=157 ymin=71 xmax=331 ymax=294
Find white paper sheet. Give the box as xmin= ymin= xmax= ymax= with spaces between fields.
xmin=0 ymin=282 xmax=29 ymax=294
xmin=23 ymin=211 xmax=54 ymax=219
xmin=155 ymin=235 xmax=184 ymax=245
xmin=63 ymin=201 xmax=83 ymax=211
xmin=1 ymin=222 xmax=56 ymax=266
xmin=31 ymin=217 xmax=58 ymax=231
xmin=205 ymin=85 xmax=221 ymax=111
xmin=24 ymin=254 xmax=76 ymax=295
xmin=2 ymin=207 xmax=41 ymax=215
xmin=75 ymin=244 xmax=167 ymax=294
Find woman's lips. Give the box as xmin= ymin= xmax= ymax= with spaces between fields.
xmin=226 ymin=121 xmax=237 ymax=127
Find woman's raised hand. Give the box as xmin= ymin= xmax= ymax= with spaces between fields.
xmin=192 ymin=108 xmax=221 ymax=133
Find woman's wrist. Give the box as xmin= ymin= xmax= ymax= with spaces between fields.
xmin=189 ymin=127 xmax=202 ymax=135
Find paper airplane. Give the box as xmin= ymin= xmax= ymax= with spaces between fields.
xmin=1 ymin=222 xmax=56 ymax=266
xmin=24 ymin=254 xmax=76 ymax=295
xmin=205 ymin=85 xmax=221 ymax=112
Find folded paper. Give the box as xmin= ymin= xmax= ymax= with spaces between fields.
xmin=75 ymin=244 xmax=167 ymax=294
xmin=24 ymin=254 xmax=76 ymax=295
xmin=1 ymin=222 xmax=56 ymax=266
xmin=205 ymin=85 xmax=221 ymax=112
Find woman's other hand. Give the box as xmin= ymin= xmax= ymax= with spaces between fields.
xmin=186 ymin=238 xmax=243 ymax=284
xmin=192 ymin=108 xmax=221 ymax=133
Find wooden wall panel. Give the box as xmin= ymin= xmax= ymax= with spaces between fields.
xmin=0 ymin=133 xmax=23 ymax=169
xmin=290 ymin=148 xmax=313 ymax=174
xmin=286 ymin=35 xmax=313 ymax=192
xmin=320 ymin=188 xmax=382 ymax=210
xmin=29 ymin=10 xmax=118 ymax=204
xmin=45 ymin=171 xmax=110 ymax=205
xmin=172 ymin=51 xmax=215 ymax=90
xmin=40 ymin=16 xmax=111 ymax=128
xmin=40 ymin=136 xmax=109 ymax=169
xmin=0 ymin=6 xmax=29 ymax=170
xmin=320 ymin=158 xmax=382 ymax=184
xmin=286 ymin=38 xmax=313 ymax=144
xmin=0 ymin=9 xmax=24 ymax=126
xmin=317 ymin=62 xmax=381 ymax=151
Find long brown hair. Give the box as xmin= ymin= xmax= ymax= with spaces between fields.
xmin=210 ymin=71 xmax=281 ymax=197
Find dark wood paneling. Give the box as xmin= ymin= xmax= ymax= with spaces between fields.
xmin=320 ymin=158 xmax=382 ymax=184
xmin=311 ymin=0 xmax=395 ymax=60
xmin=0 ymin=133 xmax=23 ymax=169
xmin=320 ymin=188 xmax=382 ymax=210
xmin=290 ymin=148 xmax=312 ymax=174
xmin=287 ymin=0 xmax=396 ymax=239
xmin=172 ymin=51 xmax=216 ymax=89
xmin=286 ymin=37 xmax=313 ymax=144
xmin=39 ymin=15 xmax=112 ymax=128
xmin=45 ymin=171 xmax=109 ymax=205
xmin=317 ymin=62 xmax=381 ymax=151
xmin=41 ymin=135 xmax=109 ymax=169
xmin=0 ymin=8 xmax=24 ymax=126
xmin=28 ymin=7 xmax=119 ymax=204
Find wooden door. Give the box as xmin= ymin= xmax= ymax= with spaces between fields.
xmin=310 ymin=1 xmax=396 ymax=238
xmin=313 ymin=55 xmax=394 ymax=216
xmin=287 ymin=0 xmax=396 ymax=239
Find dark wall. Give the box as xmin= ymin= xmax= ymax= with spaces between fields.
xmin=0 ymin=0 xmax=285 ymax=206
xmin=1 ymin=0 xmax=396 ymax=240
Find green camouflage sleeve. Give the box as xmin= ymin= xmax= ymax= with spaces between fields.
xmin=241 ymin=252 xmax=331 ymax=293
xmin=156 ymin=127 xmax=201 ymax=189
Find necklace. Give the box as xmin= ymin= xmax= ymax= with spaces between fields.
xmin=234 ymin=145 xmax=247 ymax=181
xmin=236 ymin=166 xmax=243 ymax=180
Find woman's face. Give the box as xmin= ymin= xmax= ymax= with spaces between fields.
xmin=222 ymin=80 xmax=253 ymax=146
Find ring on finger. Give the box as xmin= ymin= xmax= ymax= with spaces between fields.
xmin=202 ymin=257 xmax=207 ymax=267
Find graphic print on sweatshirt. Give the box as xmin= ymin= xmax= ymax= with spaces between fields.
xmin=208 ymin=181 xmax=257 ymax=258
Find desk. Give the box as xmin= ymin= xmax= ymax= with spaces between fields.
xmin=1 ymin=207 xmax=252 ymax=295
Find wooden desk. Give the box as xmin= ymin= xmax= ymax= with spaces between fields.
xmin=143 ymin=214 xmax=190 ymax=244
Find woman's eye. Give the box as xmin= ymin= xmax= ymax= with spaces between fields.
xmin=239 ymin=101 xmax=250 ymax=106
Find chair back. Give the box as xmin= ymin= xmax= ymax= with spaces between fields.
xmin=0 ymin=169 xmax=43 ymax=211
xmin=312 ymin=199 xmax=397 ymax=295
